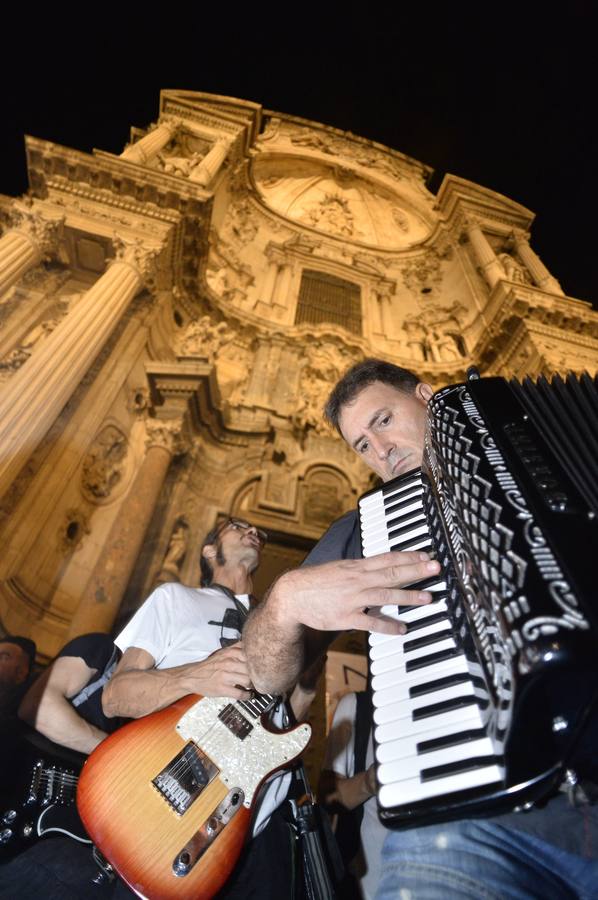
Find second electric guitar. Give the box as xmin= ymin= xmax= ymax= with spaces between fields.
xmin=77 ymin=692 xmax=311 ymax=899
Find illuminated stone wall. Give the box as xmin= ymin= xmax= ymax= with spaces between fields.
xmin=1 ymin=89 xmax=596 ymax=669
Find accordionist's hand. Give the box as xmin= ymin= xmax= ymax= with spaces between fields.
xmin=271 ymin=551 xmax=440 ymax=635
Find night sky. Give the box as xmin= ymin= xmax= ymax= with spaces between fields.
xmin=3 ymin=7 xmax=596 ymax=309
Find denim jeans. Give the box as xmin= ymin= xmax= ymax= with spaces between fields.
xmin=375 ymin=819 xmax=598 ymax=900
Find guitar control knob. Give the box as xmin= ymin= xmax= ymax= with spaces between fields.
xmin=1 ymin=810 xmax=17 ymax=825
xmin=0 ymin=828 xmax=13 ymax=845
xmin=206 ymin=817 xmax=218 ymax=835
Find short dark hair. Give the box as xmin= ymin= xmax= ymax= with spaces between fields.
xmin=199 ymin=522 xmax=227 ymax=588
xmin=0 ymin=635 xmax=37 ymax=672
xmin=324 ymin=359 xmax=420 ymax=434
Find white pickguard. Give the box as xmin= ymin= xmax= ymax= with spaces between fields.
xmin=176 ymin=697 xmax=311 ymax=807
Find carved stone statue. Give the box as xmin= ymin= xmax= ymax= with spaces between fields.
xmin=498 ymin=252 xmax=531 ymax=284
xmin=81 ymin=425 xmax=128 ymax=501
xmin=175 ymin=315 xmax=235 ymax=361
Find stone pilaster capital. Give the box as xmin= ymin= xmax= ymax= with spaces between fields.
xmin=511 ymin=229 xmax=531 ymax=247
xmin=158 ymin=116 xmax=183 ymax=136
xmin=111 ymin=234 xmax=161 ymax=283
xmin=144 ymin=417 xmax=189 ymax=456
xmin=8 ymin=201 xmax=65 ymax=257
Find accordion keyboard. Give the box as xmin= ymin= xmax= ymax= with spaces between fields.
xmin=361 ymin=470 xmax=504 ymax=811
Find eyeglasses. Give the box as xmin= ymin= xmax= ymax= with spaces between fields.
xmin=223 ymin=518 xmax=268 ymax=546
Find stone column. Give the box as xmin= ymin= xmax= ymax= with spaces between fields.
xmin=68 ymin=419 xmax=186 ymax=636
xmin=0 ymin=236 xmax=160 ymax=501
xmin=464 ymin=216 xmax=504 ymax=288
xmin=512 ymin=232 xmax=564 ymax=295
xmin=121 ymin=119 xmax=178 ymax=164
xmin=261 ymin=260 xmax=279 ymax=305
xmin=275 ymin=263 xmax=293 ymax=306
xmin=0 ymin=204 xmax=64 ymax=297
xmin=189 ymin=138 xmax=232 ymax=187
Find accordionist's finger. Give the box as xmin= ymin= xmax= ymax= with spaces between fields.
xmin=364 ymin=556 xmax=441 ymax=587
xmin=360 ymin=549 xmax=434 ymax=569
xmin=350 ymin=609 xmax=406 ymax=635
xmin=363 ymin=585 xmax=434 ymax=610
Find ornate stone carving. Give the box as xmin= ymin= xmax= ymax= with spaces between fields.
xmin=403 ymin=302 xmax=468 ymax=363
xmin=81 ymin=424 xmax=128 ymax=502
xmin=175 ymin=314 xmax=236 ymax=360
xmin=498 ymin=251 xmax=531 ymax=285
xmin=156 ymin=517 xmax=189 ymax=582
xmin=144 ymin=418 xmax=187 ymax=455
xmin=392 ymin=207 xmax=410 ymax=232
xmin=283 ymin=125 xmax=415 ymax=183
xmin=294 ymin=342 xmax=357 ymax=435
xmin=400 ymin=246 xmax=451 ymax=294
xmin=8 ymin=201 xmax=65 ymax=258
xmin=58 ymin=508 xmax=91 ymax=553
xmin=112 ymin=234 xmax=161 ymax=282
xmin=299 ymin=193 xmax=355 ymax=238
xmin=128 ymin=386 xmax=151 ymax=415
xmin=0 ymin=296 xmax=75 ymax=383
xmin=206 ymin=237 xmax=254 ymax=303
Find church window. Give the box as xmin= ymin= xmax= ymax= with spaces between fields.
xmin=295 ymin=270 xmax=362 ymax=335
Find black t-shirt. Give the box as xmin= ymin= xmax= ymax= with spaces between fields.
xmin=57 ymin=633 xmax=123 ymax=734
xmin=303 ymin=510 xmax=598 ymax=858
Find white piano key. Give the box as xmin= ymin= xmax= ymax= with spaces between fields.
xmin=359 ymin=481 xmax=422 ymax=510
xmin=378 ymin=763 xmax=504 ymax=809
xmin=375 ymin=709 xmax=486 ymax=764
xmin=370 ymin=620 xmax=451 ymax=661
xmin=371 ymin=654 xmax=471 ymax=697
xmin=375 ymin=702 xmax=483 ymax=745
xmin=372 ymin=636 xmax=456 ymax=676
xmin=369 ymin=597 xmax=449 ymax=648
xmin=360 ymin=503 xmax=425 ymax=533
xmin=363 ymin=523 xmax=430 ymax=555
xmin=377 ymin=736 xmax=496 ymax=783
xmin=373 ymin=680 xmax=478 ymax=726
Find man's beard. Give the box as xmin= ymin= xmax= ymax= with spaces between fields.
xmin=217 ymin=539 xmax=259 ymax=574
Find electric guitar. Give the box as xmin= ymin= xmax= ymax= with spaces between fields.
xmin=77 ymin=692 xmax=311 ymax=899
xmin=0 ymin=741 xmax=87 ymax=860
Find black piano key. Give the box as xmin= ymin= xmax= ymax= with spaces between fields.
xmin=390 ymin=534 xmax=433 ymax=552
xmin=412 ymin=695 xmax=479 ymax=721
xmin=403 ymin=629 xmax=454 ymax=653
xmin=385 ymin=492 xmax=424 ymax=517
xmin=404 ymin=575 xmax=446 ymax=592
xmin=417 ymin=728 xmax=488 ymax=754
xmin=382 ymin=471 xmax=421 ymax=499
xmin=420 ymin=756 xmax=502 ymax=782
xmin=406 ymin=646 xmax=463 ymax=673
xmin=409 ymin=673 xmax=472 ymax=698
xmin=388 ymin=517 xmax=428 ymax=541
xmin=405 ymin=611 xmax=451 ymax=633
xmin=386 ymin=508 xmax=426 ymax=530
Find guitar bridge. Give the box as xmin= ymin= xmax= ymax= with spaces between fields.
xmin=152 ymin=743 xmax=218 ymax=815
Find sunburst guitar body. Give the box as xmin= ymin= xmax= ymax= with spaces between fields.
xmin=77 ymin=693 xmax=311 ymax=899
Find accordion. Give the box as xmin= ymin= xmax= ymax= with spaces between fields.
xmin=359 ymin=372 xmax=598 ymax=828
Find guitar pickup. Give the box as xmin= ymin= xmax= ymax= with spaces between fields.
xmin=172 ymin=788 xmax=245 ymax=877
xmin=152 ymin=743 xmax=219 ymax=815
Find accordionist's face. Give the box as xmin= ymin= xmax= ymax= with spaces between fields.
xmin=339 ymin=380 xmax=433 ymax=482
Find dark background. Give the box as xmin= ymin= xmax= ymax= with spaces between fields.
xmin=3 ymin=5 xmax=596 ymax=308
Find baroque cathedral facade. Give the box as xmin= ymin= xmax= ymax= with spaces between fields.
xmin=1 ymin=89 xmax=596 ymax=678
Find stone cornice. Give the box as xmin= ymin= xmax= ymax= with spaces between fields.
xmin=145 ymin=361 xmax=270 ymax=447
xmin=260 ymin=110 xmax=433 ymax=184
xmin=473 ymin=282 xmax=598 ymax=366
xmin=438 ymin=174 xmax=535 ymax=234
